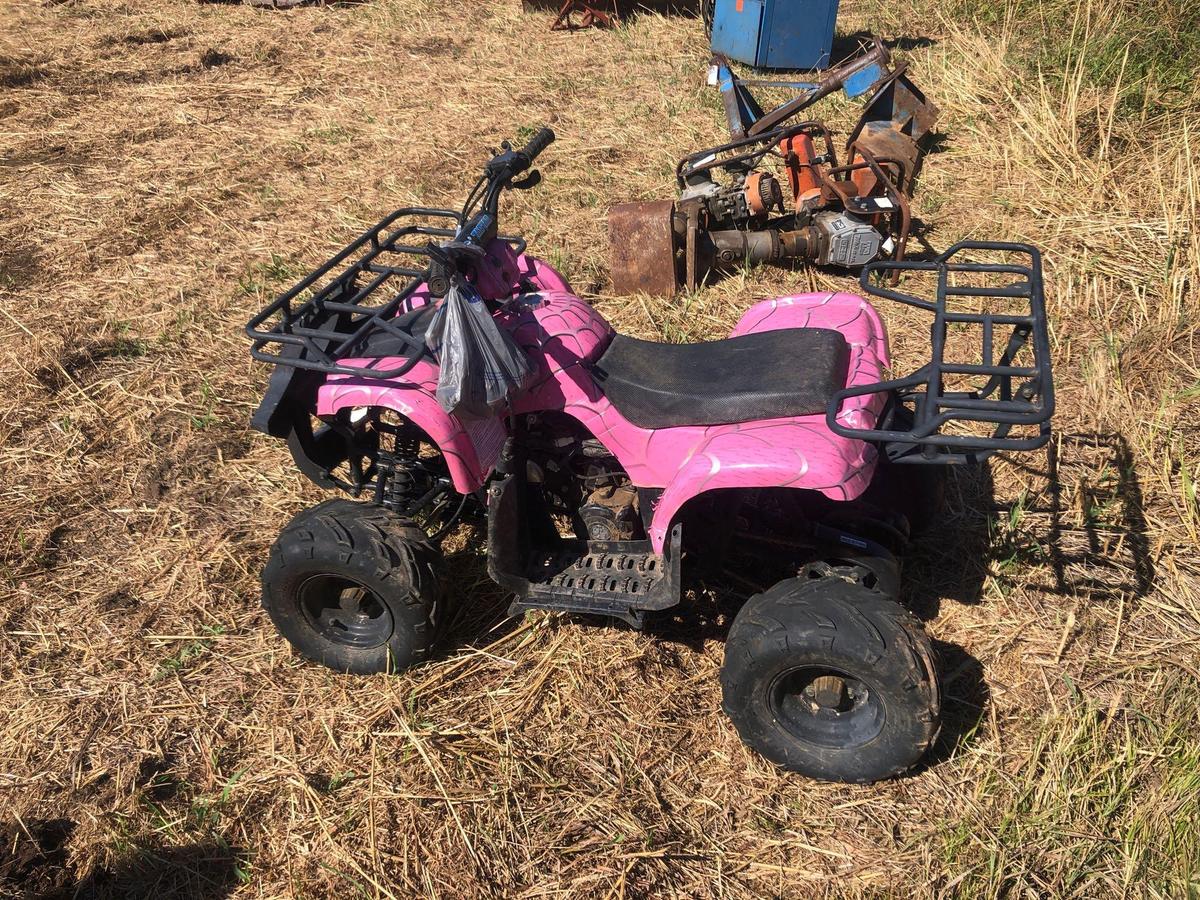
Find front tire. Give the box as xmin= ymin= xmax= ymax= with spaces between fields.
xmin=262 ymin=499 xmax=441 ymax=675
xmin=721 ymin=578 xmax=939 ymax=782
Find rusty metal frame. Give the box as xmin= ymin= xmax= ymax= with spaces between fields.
xmin=664 ymin=125 xmax=914 ymax=290
xmin=550 ymin=0 xmax=618 ymax=30
xmin=675 ymin=122 xmax=836 ymax=187
xmin=610 ymin=67 xmax=936 ymax=296
xmin=746 ymin=39 xmax=893 ymax=137
xmin=817 ymin=148 xmax=911 ymax=279
xmin=845 ymin=62 xmax=939 ymax=148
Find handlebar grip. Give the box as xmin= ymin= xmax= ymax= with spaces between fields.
xmin=519 ymin=127 xmax=556 ymax=165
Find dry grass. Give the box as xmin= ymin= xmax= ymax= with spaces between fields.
xmin=1 ymin=0 xmax=1198 ymax=897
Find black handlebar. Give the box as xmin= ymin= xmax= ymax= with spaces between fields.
xmin=518 ymin=127 xmax=556 ymax=168
xmin=430 ymin=127 xmax=556 ymax=296
xmin=484 ymin=126 xmax=556 ymax=184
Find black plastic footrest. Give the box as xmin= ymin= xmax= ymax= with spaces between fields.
xmin=531 ymin=543 xmax=663 ymax=591
xmin=508 ymin=538 xmax=678 ymax=628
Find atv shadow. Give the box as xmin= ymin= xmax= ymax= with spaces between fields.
xmin=0 ymin=818 xmax=244 ymax=900
xmin=903 ymin=431 xmax=1155 ymax=617
xmin=437 ymin=432 xmax=1155 ymax=773
xmin=900 ymin=432 xmax=1155 ymax=764
xmin=649 ymin=431 xmax=1156 ymax=768
xmin=1019 ymin=431 xmax=1155 ymax=602
xmin=920 ymin=638 xmax=989 ymax=770
xmin=901 ymin=462 xmax=996 ymax=620
xmin=435 ymin=539 xmax=526 ymax=655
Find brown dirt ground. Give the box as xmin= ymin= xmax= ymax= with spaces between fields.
xmin=0 ymin=0 xmax=1197 ymax=897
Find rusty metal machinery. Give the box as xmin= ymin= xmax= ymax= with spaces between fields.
xmin=609 ymin=48 xmax=939 ymax=296
xmin=548 ymin=0 xmax=618 ymax=30
xmin=521 ymin=0 xmax=619 ymax=30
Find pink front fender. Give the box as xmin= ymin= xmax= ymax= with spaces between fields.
xmin=309 ymin=251 xmax=569 ymax=494
xmin=315 ymin=361 xmax=506 ymax=494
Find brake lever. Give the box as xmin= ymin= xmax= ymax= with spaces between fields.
xmin=485 ymin=140 xmax=523 ymax=178
xmin=511 ymin=170 xmax=541 ymax=190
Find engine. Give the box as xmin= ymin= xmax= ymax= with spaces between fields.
xmin=520 ymin=412 xmax=643 ymax=542
xmin=680 ymin=169 xmax=786 ymax=226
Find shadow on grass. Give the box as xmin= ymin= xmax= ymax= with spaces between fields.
xmin=1042 ymin=431 xmax=1155 ymax=600
xmin=902 ymin=462 xmax=995 ymax=619
xmin=900 ymin=431 xmax=1156 ymax=765
xmin=921 ymin=638 xmax=989 ymax=769
xmin=519 ymin=0 xmax=701 ymax=19
xmin=833 ymin=30 xmax=938 ymax=62
xmin=434 ymin=540 xmax=525 ymax=656
xmin=431 ymin=431 xmax=1155 ymax=776
xmin=903 ymin=432 xmax=1155 ymax=616
xmin=0 ymin=818 xmax=244 ymax=900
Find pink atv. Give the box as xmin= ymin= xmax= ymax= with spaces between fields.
xmin=246 ymin=129 xmax=1054 ymax=782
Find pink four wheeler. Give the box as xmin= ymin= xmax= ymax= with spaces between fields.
xmin=245 ymin=129 xmax=1054 ymax=782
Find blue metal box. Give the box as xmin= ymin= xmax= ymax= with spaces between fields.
xmin=710 ymin=0 xmax=841 ymax=70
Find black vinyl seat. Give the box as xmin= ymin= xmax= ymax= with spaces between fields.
xmin=591 ymin=328 xmax=850 ymax=428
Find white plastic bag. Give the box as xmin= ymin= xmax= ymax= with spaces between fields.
xmin=424 ymin=276 xmax=533 ymax=419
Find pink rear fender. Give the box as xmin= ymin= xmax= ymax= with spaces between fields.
xmin=509 ymin=291 xmax=890 ymax=553
xmin=643 ymin=292 xmax=890 ymax=548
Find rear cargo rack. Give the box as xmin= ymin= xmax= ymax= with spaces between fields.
xmin=244 ymin=208 xmax=525 ymax=381
xmin=827 ymin=241 xmax=1055 ymax=464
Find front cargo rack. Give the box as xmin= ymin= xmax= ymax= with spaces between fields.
xmin=827 ymin=241 xmax=1055 ymax=465
xmin=244 ymin=208 xmax=525 ymax=381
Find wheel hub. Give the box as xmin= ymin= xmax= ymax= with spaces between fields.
xmin=299 ymin=575 xmax=394 ymax=649
xmin=808 ymin=674 xmax=850 ymax=711
xmin=770 ymin=666 xmax=884 ymax=749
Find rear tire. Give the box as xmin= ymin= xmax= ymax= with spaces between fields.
xmin=262 ymin=499 xmax=441 ymax=675
xmin=799 ymin=554 xmax=901 ymax=600
xmin=721 ymin=578 xmax=940 ymax=782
